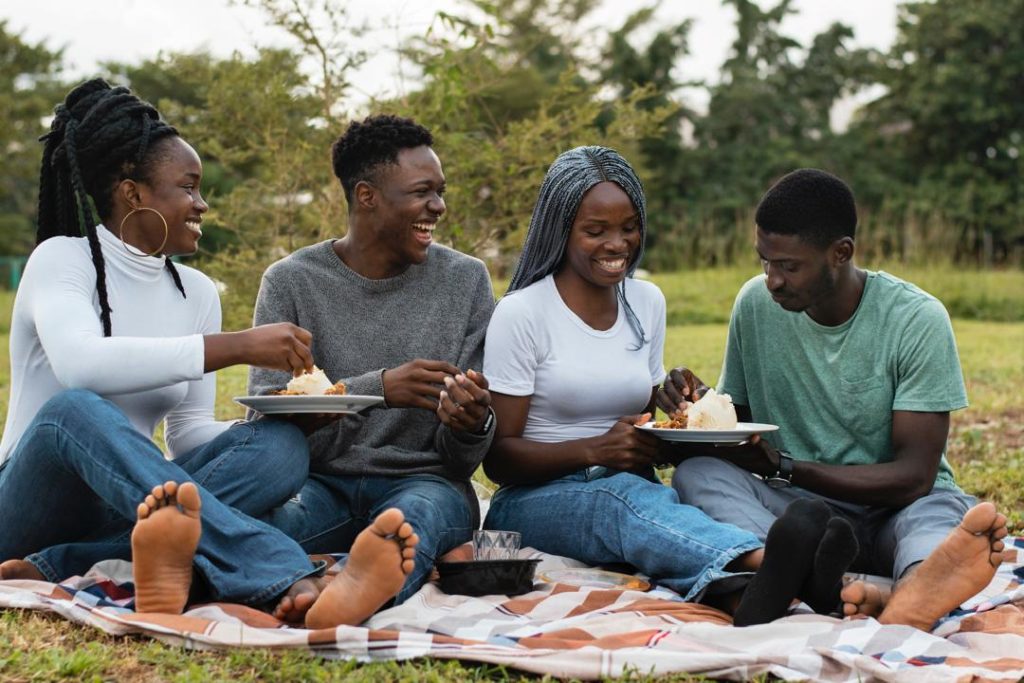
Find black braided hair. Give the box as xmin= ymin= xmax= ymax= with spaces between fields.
xmin=331 ymin=114 xmax=434 ymax=204
xmin=36 ymin=78 xmax=185 ymax=336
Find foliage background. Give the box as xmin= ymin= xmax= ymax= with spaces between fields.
xmin=1 ymin=0 xmax=1021 ymax=329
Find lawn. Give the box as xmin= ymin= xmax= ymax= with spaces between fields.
xmin=1 ymin=266 xmax=1022 ymax=681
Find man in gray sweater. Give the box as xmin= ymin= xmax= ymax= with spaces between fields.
xmin=249 ymin=114 xmax=496 ymax=603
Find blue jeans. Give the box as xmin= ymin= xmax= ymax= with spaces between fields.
xmin=673 ymin=456 xmax=977 ymax=579
xmin=263 ymin=473 xmax=474 ymax=604
xmin=484 ymin=468 xmax=762 ymax=601
xmin=0 ymin=390 xmax=318 ymax=606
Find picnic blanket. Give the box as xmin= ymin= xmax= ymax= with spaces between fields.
xmin=2 ymin=539 xmax=1023 ymax=682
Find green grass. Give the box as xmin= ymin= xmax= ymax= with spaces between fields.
xmin=0 ymin=267 xmax=1021 ymax=681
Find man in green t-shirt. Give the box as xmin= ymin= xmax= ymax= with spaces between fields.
xmin=658 ymin=169 xmax=1009 ymax=631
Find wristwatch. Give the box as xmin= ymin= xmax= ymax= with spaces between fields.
xmin=764 ymin=450 xmax=794 ymax=489
xmin=472 ymin=407 xmax=496 ymax=435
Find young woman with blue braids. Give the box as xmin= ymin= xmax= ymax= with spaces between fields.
xmin=481 ymin=146 xmax=859 ymax=624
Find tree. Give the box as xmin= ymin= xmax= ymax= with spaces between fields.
xmin=858 ymin=0 xmax=1024 ymax=262
xmin=0 ymin=21 xmax=65 ymax=257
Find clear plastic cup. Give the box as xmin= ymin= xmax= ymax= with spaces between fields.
xmin=473 ymin=530 xmax=521 ymax=561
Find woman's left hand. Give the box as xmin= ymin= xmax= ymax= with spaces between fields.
xmin=437 ymin=369 xmax=492 ymax=433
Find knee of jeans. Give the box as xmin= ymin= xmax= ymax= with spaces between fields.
xmin=672 ymin=457 xmax=730 ymax=502
xmin=255 ymin=420 xmax=308 ymax=477
xmin=397 ymin=487 xmax=471 ymax=537
xmin=36 ymin=389 xmax=107 ymax=422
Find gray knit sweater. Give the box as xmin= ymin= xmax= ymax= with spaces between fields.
xmin=248 ymin=240 xmax=496 ymax=524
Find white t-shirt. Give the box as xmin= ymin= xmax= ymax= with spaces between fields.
xmin=0 ymin=225 xmax=231 ymax=465
xmin=484 ymin=275 xmax=666 ymax=443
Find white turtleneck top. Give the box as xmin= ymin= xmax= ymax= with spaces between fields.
xmin=0 ymin=225 xmax=231 ymax=465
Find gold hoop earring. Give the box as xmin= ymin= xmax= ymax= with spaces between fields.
xmin=119 ymin=207 xmax=169 ymax=258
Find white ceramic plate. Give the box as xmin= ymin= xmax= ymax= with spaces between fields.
xmin=637 ymin=421 xmax=779 ymax=445
xmin=234 ymin=394 xmax=383 ymax=415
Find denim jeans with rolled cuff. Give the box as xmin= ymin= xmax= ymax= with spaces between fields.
xmin=0 ymin=389 xmax=320 ymax=607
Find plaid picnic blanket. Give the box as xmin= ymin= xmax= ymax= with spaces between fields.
xmin=2 ymin=539 xmax=1023 ymax=681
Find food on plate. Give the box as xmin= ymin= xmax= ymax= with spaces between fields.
xmin=652 ymin=388 xmax=738 ymax=430
xmin=275 ymin=366 xmax=347 ymax=396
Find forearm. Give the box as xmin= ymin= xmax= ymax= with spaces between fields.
xmin=790 ymin=459 xmax=935 ymax=507
xmin=203 ymin=332 xmax=246 ymax=373
xmin=484 ymin=436 xmax=597 ymax=486
xmin=436 ymin=422 xmax=494 ymax=479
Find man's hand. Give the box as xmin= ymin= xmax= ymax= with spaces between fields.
xmin=382 ymin=359 xmax=461 ymax=410
xmin=585 ymin=414 xmax=659 ymax=472
xmin=714 ymin=435 xmax=779 ymax=477
xmin=438 ymin=369 xmax=492 ymax=433
xmin=233 ymin=323 xmax=314 ymax=374
xmin=656 ymin=367 xmax=709 ymax=415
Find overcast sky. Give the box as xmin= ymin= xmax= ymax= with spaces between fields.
xmin=4 ymin=0 xmax=900 ymax=114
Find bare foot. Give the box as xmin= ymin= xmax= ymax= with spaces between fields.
xmin=272 ymin=576 xmax=327 ymax=623
xmin=131 ymin=481 xmax=202 ymax=614
xmin=840 ymin=579 xmax=890 ymax=618
xmin=878 ymin=502 xmax=1007 ymax=630
xmin=0 ymin=559 xmax=45 ymax=581
xmin=304 ymin=508 xmax=419 ymax=629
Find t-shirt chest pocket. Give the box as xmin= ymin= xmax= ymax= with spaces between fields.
xmin=839 ymin=375 xmax=893 ymax=437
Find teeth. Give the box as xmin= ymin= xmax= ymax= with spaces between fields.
xmin=412 ymin=223 xmax=435 ymax=232
xmin=599 ymin=259 xmax=626 ymax=269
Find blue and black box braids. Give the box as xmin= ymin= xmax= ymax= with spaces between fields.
xmin=507 ymin=145 xmax=650 ymax=348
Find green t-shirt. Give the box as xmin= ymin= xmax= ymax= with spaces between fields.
xmin=718 ymin=271 xmax=968 ymax=490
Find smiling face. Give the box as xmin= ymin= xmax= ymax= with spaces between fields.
xmin=755 ymin=227 xmax=841 ymax=313
xmin=558 ymin=181 xmax=641 ymax=290
xmin=366 ymin=145 xmax=446 ymax=268
xmin=124 ymin=136 xmax=208 ymax=257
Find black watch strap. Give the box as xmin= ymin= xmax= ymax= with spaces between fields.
xmin=764 ymin=450 xmax=794 ymax=489
xmin=473 ymin=407 xmax=496 ymax=435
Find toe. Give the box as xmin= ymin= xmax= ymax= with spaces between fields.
xmin=137 ymin=502 xmax=150 ymax=520
xmin=961 ymin=502 xmax=998 ymax=534
xmin=372 ymin=508 xmax=405 ymax=537
xmin=176 ymin=482 xmax=202 ymax=516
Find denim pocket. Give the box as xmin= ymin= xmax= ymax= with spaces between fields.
xmin=839 ymin=376 xmax=892 ymax=437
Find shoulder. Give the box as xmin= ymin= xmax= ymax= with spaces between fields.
xmin=871 ymin=271 xmax=950 ymax=322
xmin=493 ymin=284 xmax=538 ymax=318
xmin=262 ymin=241 xmax=332 ymax=283
xmin=624 ymin=277 xmax=665 ymax=306
xmin=731 ymin=274 xmax=771 ymax=316
xmin=169 ymin=261 xmax=220 ymax=300
xmin=736 ymin=274 xmax=768 ymax=302
xmin=427 ymin=243 xmax=489 ymax=279
xmin=491 ymin=279 xmax=548 ymax=325
xmin=22 ymin=236 xmax=93 ymax=284
xmin=27 ymin=235 xmax=90 ymax=267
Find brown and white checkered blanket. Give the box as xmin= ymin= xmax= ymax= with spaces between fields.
xmin=2 ymin=540 xmax=1023 ymax=681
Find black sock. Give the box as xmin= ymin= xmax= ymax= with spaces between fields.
xmin=732 ymin=499 xmax=829 ymax=627
xmin=798 ymin=516 xmax=859 ymax=614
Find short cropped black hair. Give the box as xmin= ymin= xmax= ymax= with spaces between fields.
xmin=755 ymin=168 xmax=857 ymax=248
xmin=331 ymin=114 xmax=434 ymax=203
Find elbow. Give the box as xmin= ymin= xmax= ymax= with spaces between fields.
xmin=52 ymin=364 xmax=102 ymax=391
xmin=482 ymin=457 xmax=511 ymax=488
xmin=891 ymin=476 xmax=935 ymax=508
